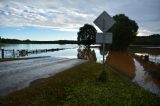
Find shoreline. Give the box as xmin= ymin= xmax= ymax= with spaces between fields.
xmin=0 ymin=56 xmax=50 ymax=62
xmin=29 ymin=78 xmax=48 ymax=86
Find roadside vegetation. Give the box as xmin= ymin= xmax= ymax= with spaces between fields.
xmin=0 ymin=62 xmax=159 ymax=106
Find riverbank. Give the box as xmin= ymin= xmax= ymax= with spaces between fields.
xmin=0 ymin=56 xmax=50 ymax=62
xmin=0 ymin=62 xmax=159 ymax=106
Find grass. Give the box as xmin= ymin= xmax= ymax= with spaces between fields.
xmin=0 ymin=56 xmax=50 ymax=62
xmin=0 ymin=62 xmax=159 ymax=106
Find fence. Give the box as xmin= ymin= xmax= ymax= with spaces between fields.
xmin=0 ymin=48 xmax=64 ymax=59
xmin=0 ymin=49 xmax=18 ymax=58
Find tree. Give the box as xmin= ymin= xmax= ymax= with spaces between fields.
xmin=111 ymin=14 xmax=138 ymax=50
xmin=77 ymin=24 xmax=97 ymax=46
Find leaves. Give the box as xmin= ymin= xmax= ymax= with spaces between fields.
xmin=111 ymin=14 xmax=139 ymax=51
xmin=77 ymin=24 xmax=97 ymax=46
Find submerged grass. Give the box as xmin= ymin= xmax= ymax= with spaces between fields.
xmin=0 ymin=62 xmax=159 ymax=106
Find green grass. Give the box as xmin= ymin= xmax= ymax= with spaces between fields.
xmin=0 ymin=62 xmax=159 ymax=106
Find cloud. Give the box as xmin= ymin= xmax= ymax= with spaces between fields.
xmin=0 ymin=0 xmax=160 ymax=34
xmin=138 ymin=29 xmax=154 ymax=36
xmin=0 ymin=0 xmax=96 ymax=31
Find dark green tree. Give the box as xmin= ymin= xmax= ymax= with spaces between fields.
xmin=77 ymin=24 xmax=97 ymax=46
xmin=111 ymin=14 xmax=138 ymax=50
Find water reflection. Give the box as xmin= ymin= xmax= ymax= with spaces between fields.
xmin=98 ymin=45 xmax=108 ymax=56
xmin=0 ymin=44 xmax=77 ymax=50
xmin=0 ymin=44 xmax=160 ymax=95
xmin=77 ymin=45 xmax=109 ymax=63
xmin=135 ymin=53 xmax=160 ymax=64
xmin=107 ymin=51 xmax=160 ymax=95
xmin=129 ymin=47 xmax=160 ymax=64
xmin=133 ymin=59 xmax=160 ymax=94
xmin=77 ymin=46 xmax=97 ymax=62
xmin=107 ymin=52 xmax=136 ymax=78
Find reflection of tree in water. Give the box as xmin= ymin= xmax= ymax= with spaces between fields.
xmin=98 ymin=44 xmax=109 ymax=56
xmin=107 ymin=51 xmax=136 ymax=78
xmin=98 ymin=44 xmax=109 ymax=63
xmin=77 ymin=46 xmax=97 ymax=62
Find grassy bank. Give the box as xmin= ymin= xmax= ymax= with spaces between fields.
xmin=0 ymin=62 xmax=159 ymax=106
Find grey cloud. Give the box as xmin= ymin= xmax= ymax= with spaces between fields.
xmin=0 ymin=0 xmax=159 ymax=34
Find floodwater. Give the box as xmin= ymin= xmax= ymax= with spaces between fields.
xmin=107 ymin=51 xmax=160 ymax=95
xmin=133 ymin=59 xmax=160 ymax=95
xmin=0 ymin=44 xmax=160 ymax=95
xmin=135 ymin=53 xmax=160 ymax=63
xmin=0 ymin=44 xmax=103 ymax=63
xmin=0 ymin=57 xmax=86 ymax=96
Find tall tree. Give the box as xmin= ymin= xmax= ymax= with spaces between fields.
xmin=111 ymin=14 xmax=138 ymax=50
xmin=77 ymin=24 xmax=97 ymax=46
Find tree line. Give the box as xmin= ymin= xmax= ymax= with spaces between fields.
xmin=0 ymin=37 xmax=78 ymax=44
xmin=133 ymin=34 xmax=160 ymax=45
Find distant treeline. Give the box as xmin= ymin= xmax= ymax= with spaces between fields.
xmin=0 ymin=34 xmax=160 ymax=45
xmin=0 ymin=37 xmax=78 ymax=44
xmin=133 ymin=34 xmax=160 ymax=45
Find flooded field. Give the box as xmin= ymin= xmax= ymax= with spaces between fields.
xmin=107 ymin=51 xmax=160 ymax=95
xmin=0 ymin=44 xmax=160 ymax=95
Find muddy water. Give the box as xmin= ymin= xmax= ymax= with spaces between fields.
xmin=133 ymin=59 xmax=160 ymax=95
xmin=1 ymin=44 xmax=160 ymax=95
xmin=76 ymin=48 xmax=160 ymax=95
xmin=107 ymin=51 xmax=160 ymax=95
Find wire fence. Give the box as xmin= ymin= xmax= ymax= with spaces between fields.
xmin=0 ymin=49 xmax=19 ymax=58
xmin=1 ymin=49 xmax=160 ymax=64
xmin=0 ymin=48 xmax=65 ymax=59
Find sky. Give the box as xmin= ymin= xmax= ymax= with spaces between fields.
xmin=0 ymin=0 xmax=160 ymax=41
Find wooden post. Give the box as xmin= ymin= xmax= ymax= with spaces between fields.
xmin=13 ymin=49 xmax=15 ymax=58
xmin=1 ymin=49 xmax=4 ymax=59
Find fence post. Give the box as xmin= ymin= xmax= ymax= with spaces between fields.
xmin=1 ymin=49 xmax=4 ymax=59
xmin=13 ymin=49 xmax=15 ymax=58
